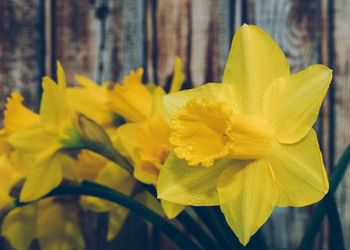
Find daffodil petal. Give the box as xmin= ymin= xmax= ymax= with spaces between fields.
xmin=107 ymin=203 xmax=129 ymax=241
xmin=217 ymin=159 xmax=277 ymax=245
xmin=1 ymin=203 xmax=37 ymax=250
xmin=8 ymin=124 xmax=59 ymax=154
xmin=163 ymin=83 xmax=239 ymax=125
xmin=134 ymin=191 xmax=165 ymax=217
xmin=3 ymin=93 xmax=39 ymax=134
xmin=107 ymin=68 xmax=153 ymax=122
xmin=56 ymin=61 xmax=66 ymax=89
xmin=19 ymin=148 xmax=63 ymax=202
xmin=169 ymin=56 xmax=185 ymax=93
xmin=157 ymin=151 xmax=236 ymax=206
xmin=116 ymin=123 xmax=140 ymax=162
xmin=267 ymin=129 xmax=329 ymax=207
xmin=222 ymin=24 xmax=290 ymax=114
xmin=40 ymin=77 xmax=71 ymax=132
xmin=263 ymin=65 xmax=332 ymax=143
xmin=66 ymin=87 xmax=111 ymax=126
xmin=37 ymin=199 xmax=84 ymax=250
xmin=151 ymin=86 xmax=166 ymax=116
xmin=96 ymin=162 xmax=135 ymax=194
xmin=161 ymin=200 xmax=185 ymax=219
xmin=0 ymin=154 xmax=23 ymax=207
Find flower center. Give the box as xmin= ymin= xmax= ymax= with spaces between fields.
xmin=170 ymin=98 xmax=273 ymax=167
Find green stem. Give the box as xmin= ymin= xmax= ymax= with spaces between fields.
xmin=84 ymin=143 xmax=133 ymax=174
xmin=299 ymin=145 xmax=350 ymax=250
xmin=324 ymin=192 xmax=345 ymax=250
xmin=177 ymin=210 xmax=223 ymax=250
xmin=5 ymin=184 xmax=201 ymax=250
xmin=194 ymin=207 xmax=234 ymax=250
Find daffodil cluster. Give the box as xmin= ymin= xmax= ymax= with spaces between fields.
xmin=0 ymin=24 xmax=332 ymax=249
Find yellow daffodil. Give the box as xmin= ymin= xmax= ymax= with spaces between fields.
xmin=0 ymin=152 xmax=83 ymax=250
xmin=2 ymin=198 xmax=85 ymax=250
xmin=66 ymin=77 xmax=113 ymax=127
xmin=157 ymin=24 xmax=331 ymax=245
xmin=116 ymin=58 xmax=185 ymax=218
xmin=74 ymin=150 xmax=136 ymax=241
xmin=0 ymin=93 xmax=40 ymax=155
xmin=8 ymin=62 xmax=81 ymax=202
xmin=107 ymin=68 xmax=153 ymax=122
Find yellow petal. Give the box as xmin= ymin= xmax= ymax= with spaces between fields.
xmin=134 ymin=191 xmax=165 ymax=217
xmin=107 ymin=68 xmax=153 ymax=122
xmin=161 ymin=200 xmax=185 ymax=219
xmin=222 ymin=24 xmax=290 ymax=114
xmin=151 ymin=86 xmax=166 ymax=116
xmin=116 ymin=123 xmax=140 ymax=162
xmin=90 ymin=162 xmax=135 ymax=241
xmin=169 ymin=56 xmax=185 ymax=93
xmin=36 ymin=199 xmax=84 ymax=250
xmin=157 ymin=152 xmax=237 ymax=206
xmin=263 ymin=65 xmax=332 ymax=143
xmin=1 ymin=204 xmax=37 ymax=250
xmin=67 ymin=75 xmax=111 ymax=126
xmin=0 ymin=154 xmax=23 ymax=207
xmin=106 ymin=203 xmax=129 ymax=241
xmin=96 ymin=162 xmax=135 ymax=193
xmin=267 ymin=129 xmax=329 ymax=207
xmin=217 ymin=159 xmax=277 ymax=245
xmin=3 ymin=92 xmax=39 ymax=134
xmin=135 ymin=115 xmax=171 ymax=184
xmin=74 ymin=150 xmax=106 ymax=181
xmin=8 ymin=124 xmax=59 ymax=154
xmin=19 ymin=148 xmax=63 ymax=202
xmin=40 ymin=77 xmax=72 ymax=132
xmin=56 ymin=61 xmax=67 ymax=89
xmin=163 ymin=83 xmax=240 ymax=125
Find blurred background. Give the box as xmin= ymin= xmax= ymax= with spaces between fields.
xmin=0 ymin=0 xmax=349 ymax=249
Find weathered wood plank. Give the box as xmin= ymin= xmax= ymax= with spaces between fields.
xmin=54 ymin=0 xmax=96 ymax=84
xmin=333 ymin=0 xmax=350 ymax=248
xmin=246 ymin=0 xmax=323 ymax=249
xmin=111 ymin=0 xmax=145 ymax=83
xmin=151 ymin=0 xmax=230 ymax=90
xmin=0 ymin=0 xmax=44 ymax=113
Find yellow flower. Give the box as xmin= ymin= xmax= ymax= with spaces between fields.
xmin=157 ymin=25 xmax=331 ymax=245
xmin=66 ymin=76 xmax=113 ymax=127
xmin=0 ymin=93 xmax=40 ymax=155
xmin=74 ymin=150 xmax=136 ymax=241
xmin=8 ymin=62 xmax=81 ymax=202
xmin=2 ymin=198 xmax=85 ymax=250
xmin=107 ymin=68 xmax=153 ymax=122
xmin=116 ymin=58 xmax=185 ymax=218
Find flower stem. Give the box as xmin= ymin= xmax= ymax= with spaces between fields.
xmin=4 ymin=183 xmax=201 ymax=250
xmin=193 ymin=206 xmax=235 ymax=250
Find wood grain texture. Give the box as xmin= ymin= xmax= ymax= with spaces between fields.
xmin=54 ymin=0 xmax=96 ymax=84
xmin=246 ymin=0 xmax=323 ymax=249
xmin=0 ymin=0 xmax=44 ymax=113
xmin=333 ymin=0 xmax=350 ymax=248
xmin=1 ymin=0 xmax=350 ymax=249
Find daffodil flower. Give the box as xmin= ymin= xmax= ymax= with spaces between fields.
xmin=116 ymin=57 xmax=186 ymax=218
xmin=157 ymin=25 xmax=332 ymax=245
xmin=8 ymin=62 xmax=82 ymax=202
xmin=74 ymin=150 xmax=137 ymax=241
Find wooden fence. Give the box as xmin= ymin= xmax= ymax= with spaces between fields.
xmin=0 ymin=0 xmax=349 ymax=249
